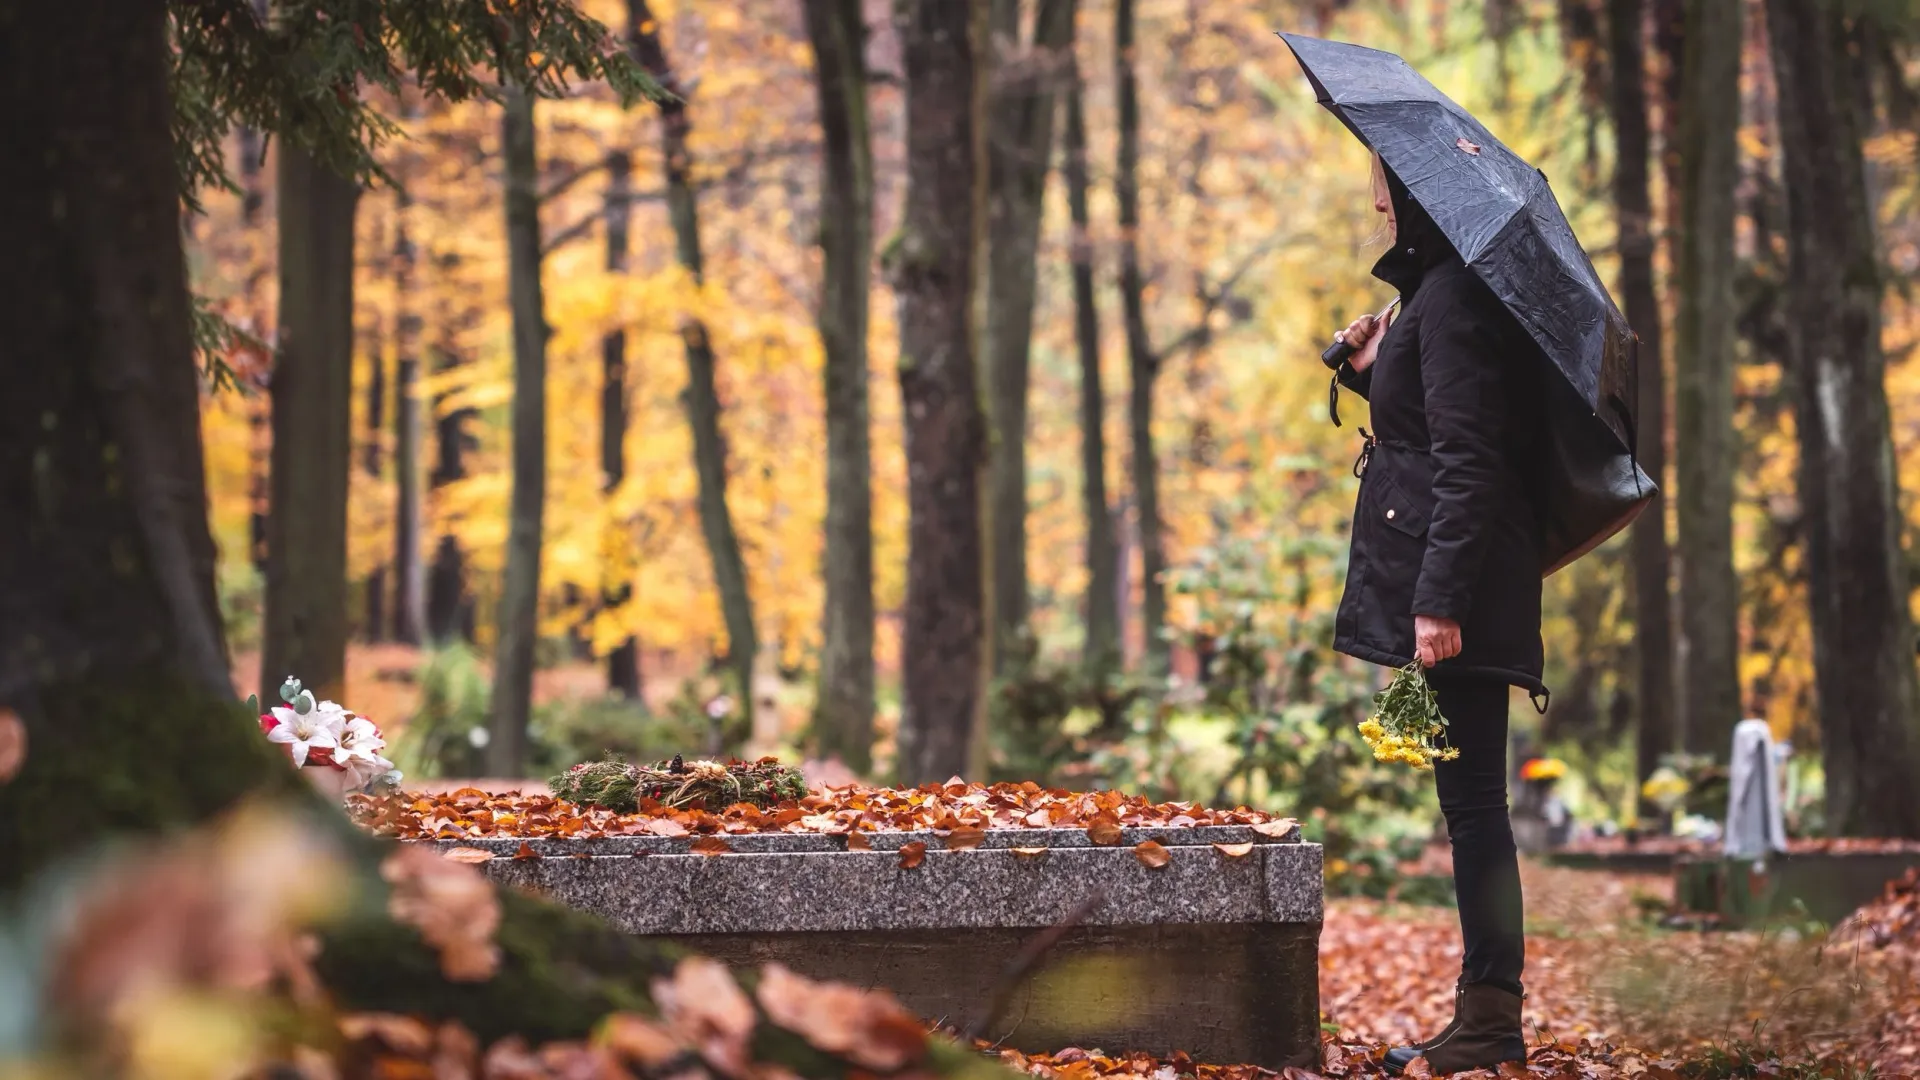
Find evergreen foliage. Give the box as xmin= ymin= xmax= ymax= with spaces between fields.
xmin=168 ymin=0 xmax=665 ymax=209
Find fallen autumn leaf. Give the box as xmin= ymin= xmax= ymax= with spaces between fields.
xmin=944 ymin=827 xmax=987 ymax=850
xmin=0 ymin=708 xmax=23 ymax=784
xmin=898 ymin=841 xmax=926 ymax=869
xmin=1133 ymin=840 xmax=1171 ymax=868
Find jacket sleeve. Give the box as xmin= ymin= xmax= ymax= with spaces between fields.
xmin=1412 ymin=281 xmax=1510 ymax=622
xmin=1335 ymin=359 xmax=1372 ymax=399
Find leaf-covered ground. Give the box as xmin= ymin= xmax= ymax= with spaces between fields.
xmin=988 ymin=864 xmax=1920 ymax=1080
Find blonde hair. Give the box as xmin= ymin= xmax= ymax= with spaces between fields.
xmin=1367 ymin=151 xmax=1394 ymax=248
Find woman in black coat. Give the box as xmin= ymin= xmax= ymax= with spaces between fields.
xmin=1330 ymin=155 xmax=1544 ymax=1075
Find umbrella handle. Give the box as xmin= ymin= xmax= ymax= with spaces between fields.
xmin=1321 ymin=296 xmax=1401 ymax=371
xmin=1320 ymin=338 xmax=1357 ymax=371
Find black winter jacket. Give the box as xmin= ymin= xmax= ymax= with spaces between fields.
xmin=1332 ymin=171 xmax=1549 ymax=698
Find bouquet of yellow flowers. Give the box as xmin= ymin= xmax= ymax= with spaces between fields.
xmin=1356 ymin=661 xmax=1459 ymax=770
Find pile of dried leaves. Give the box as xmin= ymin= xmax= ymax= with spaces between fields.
xmin=1846 ymin=866 xmax=1920 ymax=946
xmin=348 ymin=779 xmax=1286 ymax=842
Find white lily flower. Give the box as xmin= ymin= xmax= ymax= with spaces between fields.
xmin=345 ymin=750 xmax=397 ymax=788
xmin=267 ymin=705 xmax=339 ymax=767
xmin=311 ymin=700 xmax=353 ymax=739
xmin=339 ymin=714 xmax=385 ymax=750
xmin=334 ymin=715 xmax=394 ymax=788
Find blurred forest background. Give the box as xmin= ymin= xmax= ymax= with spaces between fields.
xmin=183 ymin=0 xmax=1920 ymax=850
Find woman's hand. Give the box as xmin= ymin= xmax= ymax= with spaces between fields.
xmin=1335 ymin=312 xmax=1390 ymax=373
xmin=1414 ymin=615 xmax=1462 ymax=667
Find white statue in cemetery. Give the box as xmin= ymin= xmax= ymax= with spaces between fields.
xmin=1723 ymin=718 xmax=1789 ymax=864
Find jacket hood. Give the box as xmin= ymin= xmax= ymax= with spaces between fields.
xmin=1370 ymin=162 xmax=1459 ymax=296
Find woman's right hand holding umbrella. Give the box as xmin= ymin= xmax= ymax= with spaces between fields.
xmin=1335 ymin=312 xmax=1389 ymax=373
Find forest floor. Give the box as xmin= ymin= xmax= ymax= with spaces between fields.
xmin=1315 ymin=862 xmax=1919 ymax=1075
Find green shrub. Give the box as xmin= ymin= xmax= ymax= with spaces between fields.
xmin=389 ymin=643 xmax=492 ymax=779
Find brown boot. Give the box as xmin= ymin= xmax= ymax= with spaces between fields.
xmin=1383 ymin=984 xmax=1525 ymax=1075
xmin=1388 ymin=983 xmax=1462 ymax=1062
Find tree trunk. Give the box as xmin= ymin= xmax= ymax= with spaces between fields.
xmin=1609 ymin=0 xmax=1676 ymax=809
xmin=630 ymin=1 xmax=758 ymax=739
xmin=601 ymin=129 xmax=641 ymax=698
xmin=391 ymin=190 xmax=426 ymax=646
xmin=263 ymin=144 xmax=360 ymax=705
xmin=0 ymin=0 xmax=258 ymax=878
xmin=1064 ymin=61 xmax=1119 ymax=677
xmin=1066 ymin=71 xmax=1121 ymax=676
xmin=983 ymin=0 xmax=1076 ymax=673
xmin=427 ymin=339 xmax=475 ymax=645
xmin=1671 ymin=0 xmax=1742 ymax=758
xmin=1766 ymin=0 xmax=1920 ymax=837
xmin=427 ymin=252 xmax=476 ymax=648
xmin=487 ymin=86 xmax=547 ymax=776
xmin=804 ymin=0 xmax=877 ymax=772
xmin=1115 ymin=0 xmax=1166 ymax=676
xmin=363 ymin=276 xmax=388 ymax=642
xmin=891 ymin=0 xmax=986 ymax=785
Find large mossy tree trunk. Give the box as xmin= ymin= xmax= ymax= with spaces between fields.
xmin=1671 ymin=0 xmax=1742 ymax=758
xmin=0 ymin=0 xmax=258 ymax=880
xmin=983 ymin=0 xmax=1075 ymax=674
xmin=1766 ymin=0 xmax=1920 ymax=838
xmin=1114 ymin=0 xmax=1166 ymax=677
xmin=1609 ymin=0 xmax=1676 ymax=808
xmin=891 ymin=0 xmax=987 ymax=785
xmin=487 ymin=85 xmax=548 ymax=777
xmin=631 ymin=0 xmax=758 ymax=739
xmin=600 ymin=142 xmax=642 ymax=701
xmin=805 ymin=0 xmax=877 ymax=773
xmin=263 ymin=143 xmax=361 ymax=705
xmin=1064 ymin=61 xmax=1121 ymax=677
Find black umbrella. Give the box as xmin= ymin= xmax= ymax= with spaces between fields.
xmin=1281 ymin=31 xmax=1654 ymax=573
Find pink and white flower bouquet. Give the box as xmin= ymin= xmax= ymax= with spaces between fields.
xmin=255 ymin=677 xmax=400 ymax=800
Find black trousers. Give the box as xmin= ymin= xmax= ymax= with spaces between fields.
xmin=1429 ymin=674 xmax=1525 ymax=996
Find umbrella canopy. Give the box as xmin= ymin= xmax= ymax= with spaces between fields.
xmin=1280 ymin=31 xmax=1638 ymax=454
xmin=1281 ymin=31 xmax=1655 ymax=573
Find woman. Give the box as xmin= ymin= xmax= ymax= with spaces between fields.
xmin=1329 ymin=153 xmax=1546 ymax=1075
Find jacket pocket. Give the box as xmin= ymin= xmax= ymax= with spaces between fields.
xmin=1373 ymin=471 xmax=1430 ymax=539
